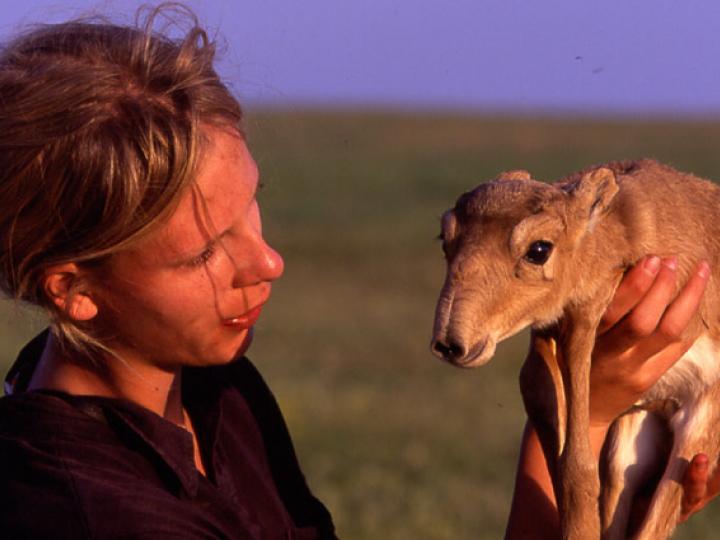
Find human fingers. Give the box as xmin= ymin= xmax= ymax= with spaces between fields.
xmin=680 ymin=454 xmax=709 ymax=522
xmin=590 ymin=262 xmax=708 ymax=422
xmin=705 ymin=457 xmax=720 ymax=497
xmin=655 ymin=260 xmax=710 ymax=342
xmin=596 ymin=258 xmax=678 ymax=357
xmin=597 ymin=256 xmax=661 ymax=334
xmin=622 ymin=258 xmax=679 ymax=337
xmin=627 ymin=261 xmax=710 ymax=373
xmin=590 ymin=342 xmax=693 ymax=426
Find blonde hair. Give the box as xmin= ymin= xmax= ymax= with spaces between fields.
xmin=0 ymin=3 xmax=243 ymax=354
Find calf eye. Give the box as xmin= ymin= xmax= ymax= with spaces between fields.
xmin=524 ymin=240 xmax=553 ymax=265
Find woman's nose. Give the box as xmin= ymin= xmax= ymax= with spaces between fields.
xmin=257 ymin=241 xmax=284 ymax=282
xmin=231 ymin=236 xmax=284 ymax=288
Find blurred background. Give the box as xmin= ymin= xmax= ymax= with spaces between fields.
xmin=2 ymin=1 xmax=720 ymax=538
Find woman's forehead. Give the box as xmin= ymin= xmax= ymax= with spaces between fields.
xmin=196 ymin=128 xmax=256 ymax=200
xmin=177 ymin=131 xmax=255 ymax=224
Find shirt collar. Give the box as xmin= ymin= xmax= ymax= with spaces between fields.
xmin=4 ymin=329 xmax=227 ymax=497
xmin=4 ymin=328 xmax=48 ymax=396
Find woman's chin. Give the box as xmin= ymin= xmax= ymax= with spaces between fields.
xmin=192 ymin=327 xmax=255 ymax=367
xmin=233 ymin=327 xmax=254 ymax=359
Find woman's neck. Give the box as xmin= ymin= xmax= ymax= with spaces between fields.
xmin=27 ymin=333 xmax=185 ymax=425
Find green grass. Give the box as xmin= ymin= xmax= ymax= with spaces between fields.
xmin=3 ymin=111 xmax=720 ymax=538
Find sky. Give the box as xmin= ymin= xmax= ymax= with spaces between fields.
xmin=1 ymin=0 xmax=720 ymax=116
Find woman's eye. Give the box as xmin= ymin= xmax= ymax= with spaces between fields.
xmin=524 ymin=240 xmax=553 ymax=265
xmin=188 ymin=244 xmax=216 ymax=267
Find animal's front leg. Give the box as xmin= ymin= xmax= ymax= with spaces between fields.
xmin=557 ymin=317 xmax=603 ymax=540
xmin=520 ymin=328 xmax=566 ymax=496
xmin=635 ymin=383 xmax=720 ymax=540
xmin=601 ymin=409 xmax=668 ymax=540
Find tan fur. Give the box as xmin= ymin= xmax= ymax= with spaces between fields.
xmin=432 ymin=160 xmax=720 ymax=539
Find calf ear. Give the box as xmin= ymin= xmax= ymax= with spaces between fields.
xmin=570 ymin=167 xmax=619 ymax=227
xmin=497 ymin=169 xmax=532 ymax=182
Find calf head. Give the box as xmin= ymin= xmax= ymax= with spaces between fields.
xmin=431 ymin=167 xmax=619 ymax=367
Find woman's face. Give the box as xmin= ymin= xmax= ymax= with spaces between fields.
xmin=94 ymin=126 xmax=284 ymax=370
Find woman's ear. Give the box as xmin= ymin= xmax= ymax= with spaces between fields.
xmin=43 ymin=263 xmax=98 ymax=321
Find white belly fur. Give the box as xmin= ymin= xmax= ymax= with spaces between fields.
xmin=641 ymin=333 xmax=720 ymax=406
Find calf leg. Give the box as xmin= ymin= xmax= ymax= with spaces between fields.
xmin=601 ymin=410 xmax=668 ymax=540
xmin=520 ymin=329 xmax=567 ymax=491
xmin=557 ymin=320 xmax=602 ymax=540
xmin=635 ymin=386 xmax=720 ymax=540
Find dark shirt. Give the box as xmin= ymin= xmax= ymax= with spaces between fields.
xmin=0 ymin=332 xmax=337 ymax=539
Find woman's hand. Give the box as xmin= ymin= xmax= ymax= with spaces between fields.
xmin=590 ymin=256 xmax=710 ymax=427
xmin=590 ymin=255 xmax=716 ymax=522
xmin=679 ymin=453 xmax=720 ymax=522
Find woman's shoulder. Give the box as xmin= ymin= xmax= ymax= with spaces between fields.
xmin=0 ymin=389 xmax=102 ymax=442
xmin=0 ymin=391 xmax=135 ymax=488
xmin=0 ymin=391 xmax=215 ymax=539
xmin=2 ymin=387 xmax=221 ymax=539
xmin=0 ymin=392 xmax=98 ymax=538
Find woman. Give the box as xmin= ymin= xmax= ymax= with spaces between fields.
xmin=0 ymin=6 xmax=335 ymax=539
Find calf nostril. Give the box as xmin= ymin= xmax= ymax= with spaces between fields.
xmin=432 ymin=338 xmax=466 ymax=361
xmin=432 ymin=341 xmax=446 ymax=357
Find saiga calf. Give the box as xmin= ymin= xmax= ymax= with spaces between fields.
xmin=431 ymin=160 xmax=720 ymax=539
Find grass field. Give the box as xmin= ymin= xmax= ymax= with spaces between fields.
xmin=3 ymin=111 xmax=720 ymax=538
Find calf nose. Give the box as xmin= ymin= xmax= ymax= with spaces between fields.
xmin=431 ymin=338 xmax=467 ymax=362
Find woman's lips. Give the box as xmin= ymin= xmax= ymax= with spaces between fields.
xmin=222 ymin=304 xmax=264 ymax=329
